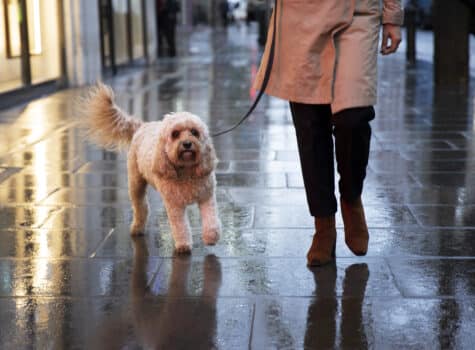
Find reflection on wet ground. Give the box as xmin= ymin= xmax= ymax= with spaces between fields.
xmin=0 ymin=24 xmax=475 ymax=349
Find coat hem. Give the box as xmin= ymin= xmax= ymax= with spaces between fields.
xmin=331 ymin=97 xmax=377 ymax=114
xmin=261 ymin=88 xmax=333 ymax=106
xmin=260 ymin=87 xmax=376 ymax=115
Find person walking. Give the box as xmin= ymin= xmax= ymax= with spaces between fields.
xmin=157 ymin=0 xmax=180 ymax=57
xmin=219 ymin=0 xmax=229 ymax=27
xmin=254 ymin=1 xmax=404 ymax=266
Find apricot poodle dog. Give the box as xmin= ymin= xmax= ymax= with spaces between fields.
xmin=83 ymin=83 xmax=220 ymax=253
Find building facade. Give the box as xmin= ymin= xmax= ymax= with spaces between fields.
xmin=0 ymin=0 xmax=159 ymax=109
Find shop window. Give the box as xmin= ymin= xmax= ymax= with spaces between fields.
xmin=25 ymin=0 xmax=42 ymax=54
xmin=4 ymin=0 xmax=42 ymax=58
xmin=131 ymin=0 xmax=144 ymax=60
xmin=1 ymin=0 xmax=60 ymax=92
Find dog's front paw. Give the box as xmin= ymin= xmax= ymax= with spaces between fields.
xmin=202 ymin=227 xmax=220 ymax=245
xmin=174 ymin=242 xmax=192 ymax=254
xmin=130 ymin=222 xmax=146 ymax=236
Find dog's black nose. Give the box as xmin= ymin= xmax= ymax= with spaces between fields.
xmin=183 ymin=141 xmax=192 ymax=149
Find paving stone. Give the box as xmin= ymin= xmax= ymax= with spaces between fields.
xmin=389 ymin=259 xmax=475 ymax=297
xmin=0 ymin=258 xmax=159 ymax=297
xmin=0 ymin=296 xmax=253 ymax=349
xmin=152 ymin=257 xmax=400 ymax=297
xmin=253 ymin=204 xmax=419 ymax=229
xmin=409 ymin=205 xmax=475 ymax=227
xmin=0 ymin=228 xmax=109 ymax=258
xmin=252 ymin=297 xmax=475 ymax=350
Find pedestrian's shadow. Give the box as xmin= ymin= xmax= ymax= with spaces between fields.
xmin=304 ymin=263 xmax=369 ymax=349
xmin=131 ymin=236 xmax=222 ymax=348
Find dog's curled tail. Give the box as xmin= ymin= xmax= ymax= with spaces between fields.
xmin=82 ymin=82 xmax=143 ymax=150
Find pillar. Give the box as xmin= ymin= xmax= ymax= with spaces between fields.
xmin=62 ymin=0 xmax=102 ymax=86
xmin=433 ymin=0 xmax=470 ymax=87
xmin=144 ymin=0 xmax=158 ymax=64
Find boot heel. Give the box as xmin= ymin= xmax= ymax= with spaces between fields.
xmin=341 ymin=198 xmax=369 ymax=256
xmin=306 ymin=216 xmax=337 ymax=267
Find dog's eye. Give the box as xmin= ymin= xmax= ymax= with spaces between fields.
xmin=190 ymin=128 xmax=200 ymax=138
xmin=171 ymin=130 xmax=180 ymax=139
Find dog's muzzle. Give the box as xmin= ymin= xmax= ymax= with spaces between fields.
xmin=179 ymin=140 xmax=197 ymax=162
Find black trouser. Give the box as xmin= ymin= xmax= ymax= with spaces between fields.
xmin=289 ymin=103 xmax=374 ymax=218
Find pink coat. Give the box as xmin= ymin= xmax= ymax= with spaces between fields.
xmin=253 ymin=0 xmax=404 ymax=113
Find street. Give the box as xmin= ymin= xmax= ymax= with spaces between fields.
xmin=0 ymin=23 xmax=474 ymax=349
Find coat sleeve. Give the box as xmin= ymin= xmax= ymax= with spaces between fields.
xmin=382 ymin=0 xmax=404 ymax=25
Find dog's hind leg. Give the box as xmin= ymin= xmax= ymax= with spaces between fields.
xmin=164 ymin=203 xmax=192 ymax=253
xmin=199 ymin=195 xmax=221 ymax=245
xmin=128 ymin=160 xmax=149 ymax=235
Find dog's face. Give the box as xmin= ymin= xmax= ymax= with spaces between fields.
xmin=155 ymin=112 xmax=217 ymax=178
xmin=167 ymin=122 xmax=203 ymax=167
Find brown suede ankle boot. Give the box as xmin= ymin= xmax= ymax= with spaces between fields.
xmin=307 ymin=216 xmax=337 ymax=266
xmin=341 ymin=197 xmax=369 ymax=256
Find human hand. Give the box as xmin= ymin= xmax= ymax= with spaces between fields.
xmin=381 ymin=24 xmax=402 ymax=55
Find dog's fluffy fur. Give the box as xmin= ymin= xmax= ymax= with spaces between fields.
xmin=83 ymin=83 xmax=220 ymax=253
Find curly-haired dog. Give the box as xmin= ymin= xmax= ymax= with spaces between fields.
xmin=83 ymin=83 xmax=220 ymax=253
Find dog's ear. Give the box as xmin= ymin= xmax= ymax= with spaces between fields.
xmin=195 ymin=142 xmax=217 ymax=178
xmin=153 ymin=138 xmax=177 ymax=179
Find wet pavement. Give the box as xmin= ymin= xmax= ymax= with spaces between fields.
xmin=1 ymin=24 xmax=475 ymax=349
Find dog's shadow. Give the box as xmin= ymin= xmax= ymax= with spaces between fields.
xmin=131 ymin=236 xmax=223 ymax=349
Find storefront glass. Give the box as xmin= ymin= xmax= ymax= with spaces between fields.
xmin=0 ymin=0 xmax=24 ymax=93
xmin=0 ymin=0 xmax=61 ymax=94
xmin=112 ymin=0 xmax=128 ymax=65
xmin=131 ymin=0 xmax=144 ymax=60
xmin=29 ymin=0 xmax=61 ymax=84
xmin=100 ymin=0 xmax=145 ymax=73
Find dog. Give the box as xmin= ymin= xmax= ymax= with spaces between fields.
xmin=82 ymin=83 xmax=220 ymax=253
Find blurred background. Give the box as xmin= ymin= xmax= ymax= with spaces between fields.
xmin=1 ymin=1 xmax=475 ymax=349
xmin=1 ymin=0 xmax=473 ymax=109
xmin=0 ymin=0 xmax=270 ymax=108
